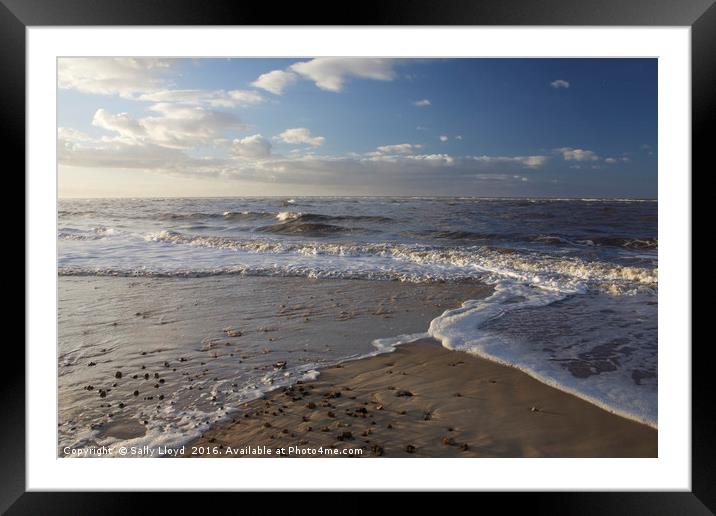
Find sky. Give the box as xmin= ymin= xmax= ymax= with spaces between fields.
xmin=57 ymin=58 xmax=657 ymax=198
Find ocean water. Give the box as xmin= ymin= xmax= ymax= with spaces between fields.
xmin=58 ymin=197 xmax=657 ymax=454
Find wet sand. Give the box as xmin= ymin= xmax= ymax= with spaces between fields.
xmin=58 ymin=275 xmax=492 ymax=455
xmin=184 ymin=339 xmax=657 ymax=458
xmin=59 ymin=275 xmax=656 ymax=457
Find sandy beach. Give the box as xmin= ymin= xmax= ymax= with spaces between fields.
xmin=183 ymin=338 xmax=657 ymax=458
xmin=58 ymin=273 xmax=656 ymax=458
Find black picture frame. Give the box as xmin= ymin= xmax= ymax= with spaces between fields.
xmin=5 ymin=0 xmax=708 ymax=512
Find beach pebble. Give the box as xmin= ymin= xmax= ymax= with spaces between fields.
xmin=133 ymin=390 xmax=139 ymax=396
xmin=336 ymin=431 xmax=353 ymax=441
xmin=224 ymin=327 xmax=242 ymax=337
xmin=115 ymin=371 xmax=122 ymax=379
xmin=459 ymin=443 xmax=470 ymax=451
xmin=442 ymin=437 xmax=455 ymax=446
xmin=88 ymin=362 xmax=96 ymax=367
xmin=305 ymin=402 xmax=316 ymax=409
xmin=371 ymin=445 xmax=384 ymax=456
xmin=395 ymin=390 xmax=413 ymax=397
xmin=405 ymin=444 xmax=416 ymax=454
xmin=530 ymin=406 xmax=539 ymax=412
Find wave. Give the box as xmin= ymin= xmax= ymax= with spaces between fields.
xmin=577 ymin=236 xmax=658 ymax=250
xmin=257 ymin=222 xmax=353 ymax=236
xmin=275 ymin=211 xmax=393 ymax=223
xmin=156 ymin=211 xmax=272 ymax=221
xmin=426 ymin=282 xmax=657 ymax=427
xmin=58 ymin=226 xmax=117 ymax=240
xmin=401 ymin=230 xmax=657 ymax=251
xmin=64 ymin=230 xmax=658 ymax=293
xmin=404 ymin=230 xmax=496 ymax=241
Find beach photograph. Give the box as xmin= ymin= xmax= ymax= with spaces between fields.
xmin=57 ymin=57 xmax=658 ymax=458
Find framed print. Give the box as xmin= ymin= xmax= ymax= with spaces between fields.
xmin=6 ymin=0 xmax=710 ymax=511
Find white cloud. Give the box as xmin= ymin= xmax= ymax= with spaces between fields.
xmin=231 ymin=134 xmax=272 ymax=159
xmin=137 ymin=89 xmax=263 ymax=108
xmin=92 ymin=109 xmax=146 ymax=142
xmin=60 ymin=129 xmax=556 ymax=192
xmin=251 ymin=70 xmax=299 ymax=95
xmin=550 ymin=79 xmax=570 ymax=89
xmin=605 ymin=156 xmax=631 ymax=164
xmin=364 ymin=153 xmax=456 ymax=166
xmin=228 ymin=90 xmax=264 ymax=105
xmin=289 ymin=58 xmax=398 ymax=92
xmin=57 ymin=127 xmax=94 ymax=143
xmin=278 ymin=127 xmax=325 ymax=147
xmin=557 ymin=147 xmax=600 ymax=162
xmin=413 ymin=99 xmax=431 ymax=107
xmin=439 ymin=135 xmax=449 ymax=142
xmin=142 ymin=103 xmax=246 ymax=148
xmin=59 ymin=58 xmax=265 ymax=109
xmin=468 ymin=155 xmax=549 ymax=168
xmin=375 ymin=143 xmax=423 ymax=154
xmin=91 ymin=104 xmax=246 ymax=149
xmin=455 ymin=135 xmax=463 ymax=140
xmin=58 ymin=138 xmax=212 ymax=171
xmin=58 ymin=58 xmax=174 ymax=98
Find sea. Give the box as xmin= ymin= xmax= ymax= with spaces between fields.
xmin=58 ymin=197 xmax=657 ymax=455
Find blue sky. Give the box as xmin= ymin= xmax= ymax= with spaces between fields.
xmin=58 ymin=58 xmax=657 ymax=198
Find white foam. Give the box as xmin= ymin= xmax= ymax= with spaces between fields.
xmin=372 ymin=332 xmax=430 ymax=353
xmin=427 ymin=282 xmax=657 ymax=428
xmin=74 ymin=231 xmax=658 ymax=295
xmin=275 ymin=211 xmax=301 ymax=222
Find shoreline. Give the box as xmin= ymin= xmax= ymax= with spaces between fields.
xmin=58 ymin=275 xmax=493 ymax=455
xmin=182 ymin=338 xmax=657 ymax=458
xmin=58 ymin=274 xmax=656 ymax=458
